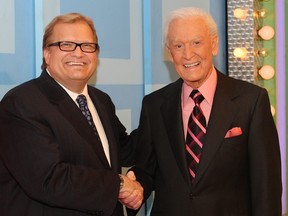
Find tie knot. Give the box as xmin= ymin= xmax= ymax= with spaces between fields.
xmin=76 ymin=94 xmax=87 ymax=108
xmin=190 ymin=90 xmax=204 ymax=105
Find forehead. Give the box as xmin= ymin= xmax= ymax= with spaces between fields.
xmin=168 ymin=17 xmax=209 ymax=41
xmin=51 ymin=22 xmax=95 ymax=41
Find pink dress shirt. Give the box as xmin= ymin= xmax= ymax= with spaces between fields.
xmin=181 ymin=67 xmax=217 ymax=138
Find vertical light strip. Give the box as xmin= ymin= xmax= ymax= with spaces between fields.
xmin=143 ymin=0 xmax=152 ymax=95
xmin=0 ymin=0 xmax=15 ymax=54
xmin=275 ymin=0 xmax=286 ymax=213
xmin=34 ymin=0 xmax=43 ymax=77
xmin=227 ymin=0 xmax=255 ymax=83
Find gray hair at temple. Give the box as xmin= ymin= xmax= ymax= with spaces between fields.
xmin=164 ymin=7 xmax=218 ymax=46
xmin=41 ymin=13 xmax=98 ymax=70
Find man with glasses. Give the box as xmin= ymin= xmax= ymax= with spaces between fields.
xmin=0 ymin=13 xmax=143 ymax=216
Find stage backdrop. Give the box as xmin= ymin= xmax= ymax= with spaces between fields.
xmin=0 ymin=0 xmax=226 ymax=132
xmin=0 ymin=0 xmax=226 ymax=215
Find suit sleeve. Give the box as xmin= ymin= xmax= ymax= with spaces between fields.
xmin=248 ymin=88 xmax=282 ymax=215
xmin=130 ymin=96 xmax=156 ymax=201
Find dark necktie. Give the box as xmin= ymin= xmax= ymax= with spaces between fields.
xmin=76 ymin=94 xmax=102 ymax=143
xmin=185 ymin=90 xmax=206 ymax=182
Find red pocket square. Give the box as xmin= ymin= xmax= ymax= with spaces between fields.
xmin=224 ymin=127 xmax=242 ymax=138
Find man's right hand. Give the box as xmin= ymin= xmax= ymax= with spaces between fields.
xmin=118 ymin=171 xmax=143 ymax=210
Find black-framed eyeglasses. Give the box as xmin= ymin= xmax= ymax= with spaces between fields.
xmin=48 ymin=41 xmax=99 ymax=53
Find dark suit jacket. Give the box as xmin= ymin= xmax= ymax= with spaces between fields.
xmin=0 ymin=71 xmax=135 ymax=216
xmin=130 ymin=71 xmax=282 ymax=216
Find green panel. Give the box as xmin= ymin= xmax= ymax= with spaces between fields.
xmin=261 ymin=1 xmax=276 ymax=113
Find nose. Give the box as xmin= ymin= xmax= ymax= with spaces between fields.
xmin=73 ymin=45 xmax=84 ymax=56
xmin=183 ymin=45 xmax=194 ymax=59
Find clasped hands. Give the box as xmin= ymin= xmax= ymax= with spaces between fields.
xmin=118 ymin=171 xmax=143 ymax=210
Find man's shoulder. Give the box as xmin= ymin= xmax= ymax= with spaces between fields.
xmin=218 ymin=71 xmax=265 ymax=93
xmin=87 ymin=85 xmax=113 ymax=105
xmin=87 ymin=85 xmax=109 ymax=97
xmin=2 ymin=79 xmax=37 ymax=100
xmin=145 ymin=78 xmax=182 ymax=98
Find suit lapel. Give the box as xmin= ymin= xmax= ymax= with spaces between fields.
xmin=193 ymin=72 xmax=240 ymax=186
xmin=161 ymin=79 xmax=191 ymax=185
xmin=35 ymin=71 xmax=110 ymax=169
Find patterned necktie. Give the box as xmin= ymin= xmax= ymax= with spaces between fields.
xmin=76 ymin=94 xmax=102 ymax=143
xmin=185 ymin=89 xmax=206 ymax=182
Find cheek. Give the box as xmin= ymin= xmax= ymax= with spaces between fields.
xmin=168 ymin=51 xmax=175 ymax=63
xmin=44 ymin=50 xmax=63 ymax=67
xmin=170 ymin=53 xmax=182 ymax=65
xmin=91 ymin=55 xmax=98 ymax=63
xmin=46 ymin=56 xmax=58 ymax=68
xmin=88 ymin=56 xmax=97 ymax=70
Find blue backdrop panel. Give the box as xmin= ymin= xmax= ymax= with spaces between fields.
xmin=0 ymin=0 xmax=35 ymax=85
xmin=60 ymin=0 xmax=130 ymax=59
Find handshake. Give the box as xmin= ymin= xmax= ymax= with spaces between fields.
xmin=118 ymin=171 xmax=144 ymax=210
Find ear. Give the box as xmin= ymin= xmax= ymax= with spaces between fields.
xmin=43 ymin=48 xmax=50 ymax=66
xmin=166 ymin=44 xmax=175 ymax=63
xmin=211 ymin=35 xmax=219 ymax=56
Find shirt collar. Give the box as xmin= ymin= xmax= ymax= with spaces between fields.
xmin=46 ymin=69 xmax=88 ymax=102
xmin=182 ymin=66 xmax=217 ymax=106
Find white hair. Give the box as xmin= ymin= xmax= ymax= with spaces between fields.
xmin=164 ymin=7 xmax=218 ymax=46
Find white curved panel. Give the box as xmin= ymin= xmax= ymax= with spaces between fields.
xmin=0 ymin=0 xmax=15 ymax=54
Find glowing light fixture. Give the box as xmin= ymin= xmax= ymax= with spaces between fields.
xmin=258 ymin=9 xmax=267 ymax=18
xmin=256 ymin=48 xmax=268 ymax=57
xmin=258 ymin=25 xmax=275 ymax=40
xmin=233 ymin=47 xmax=247 ymax=58
xmin=254 ymin=9 xmax=267 ymax=18
xmin=270 ymin=105 xmax=276 ymax=117
xmin=233 ymin=8 xmax=248 ymax=20
xmin=258 ymin=65 xmax=275 ymax=80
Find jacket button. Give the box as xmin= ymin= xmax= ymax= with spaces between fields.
xmin=189 ymin=193 xmax=194 ymax=199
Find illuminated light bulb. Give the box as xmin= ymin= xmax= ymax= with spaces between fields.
xmin=258 ymin=9 xmax=267 ymax=18
xmin=233 ymin=47 xmax=247 ymax=58
xmin=258 ymin=26 xmax=275 ymax=40
xmin=233 ymin=8 xmax=248 ymax=20
xmin=270 ymin=105 xmax=276 ymax=117
xmin=257 ymin=48 xmax=268 ymax=57
xmin=258 ymin=65 xmax=275 ymax=79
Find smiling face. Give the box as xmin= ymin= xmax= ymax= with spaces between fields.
xmin=167 ymin=17 xmax=218 ymax=88
xmin=44 ymin=21 xmax=98 ymax=93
